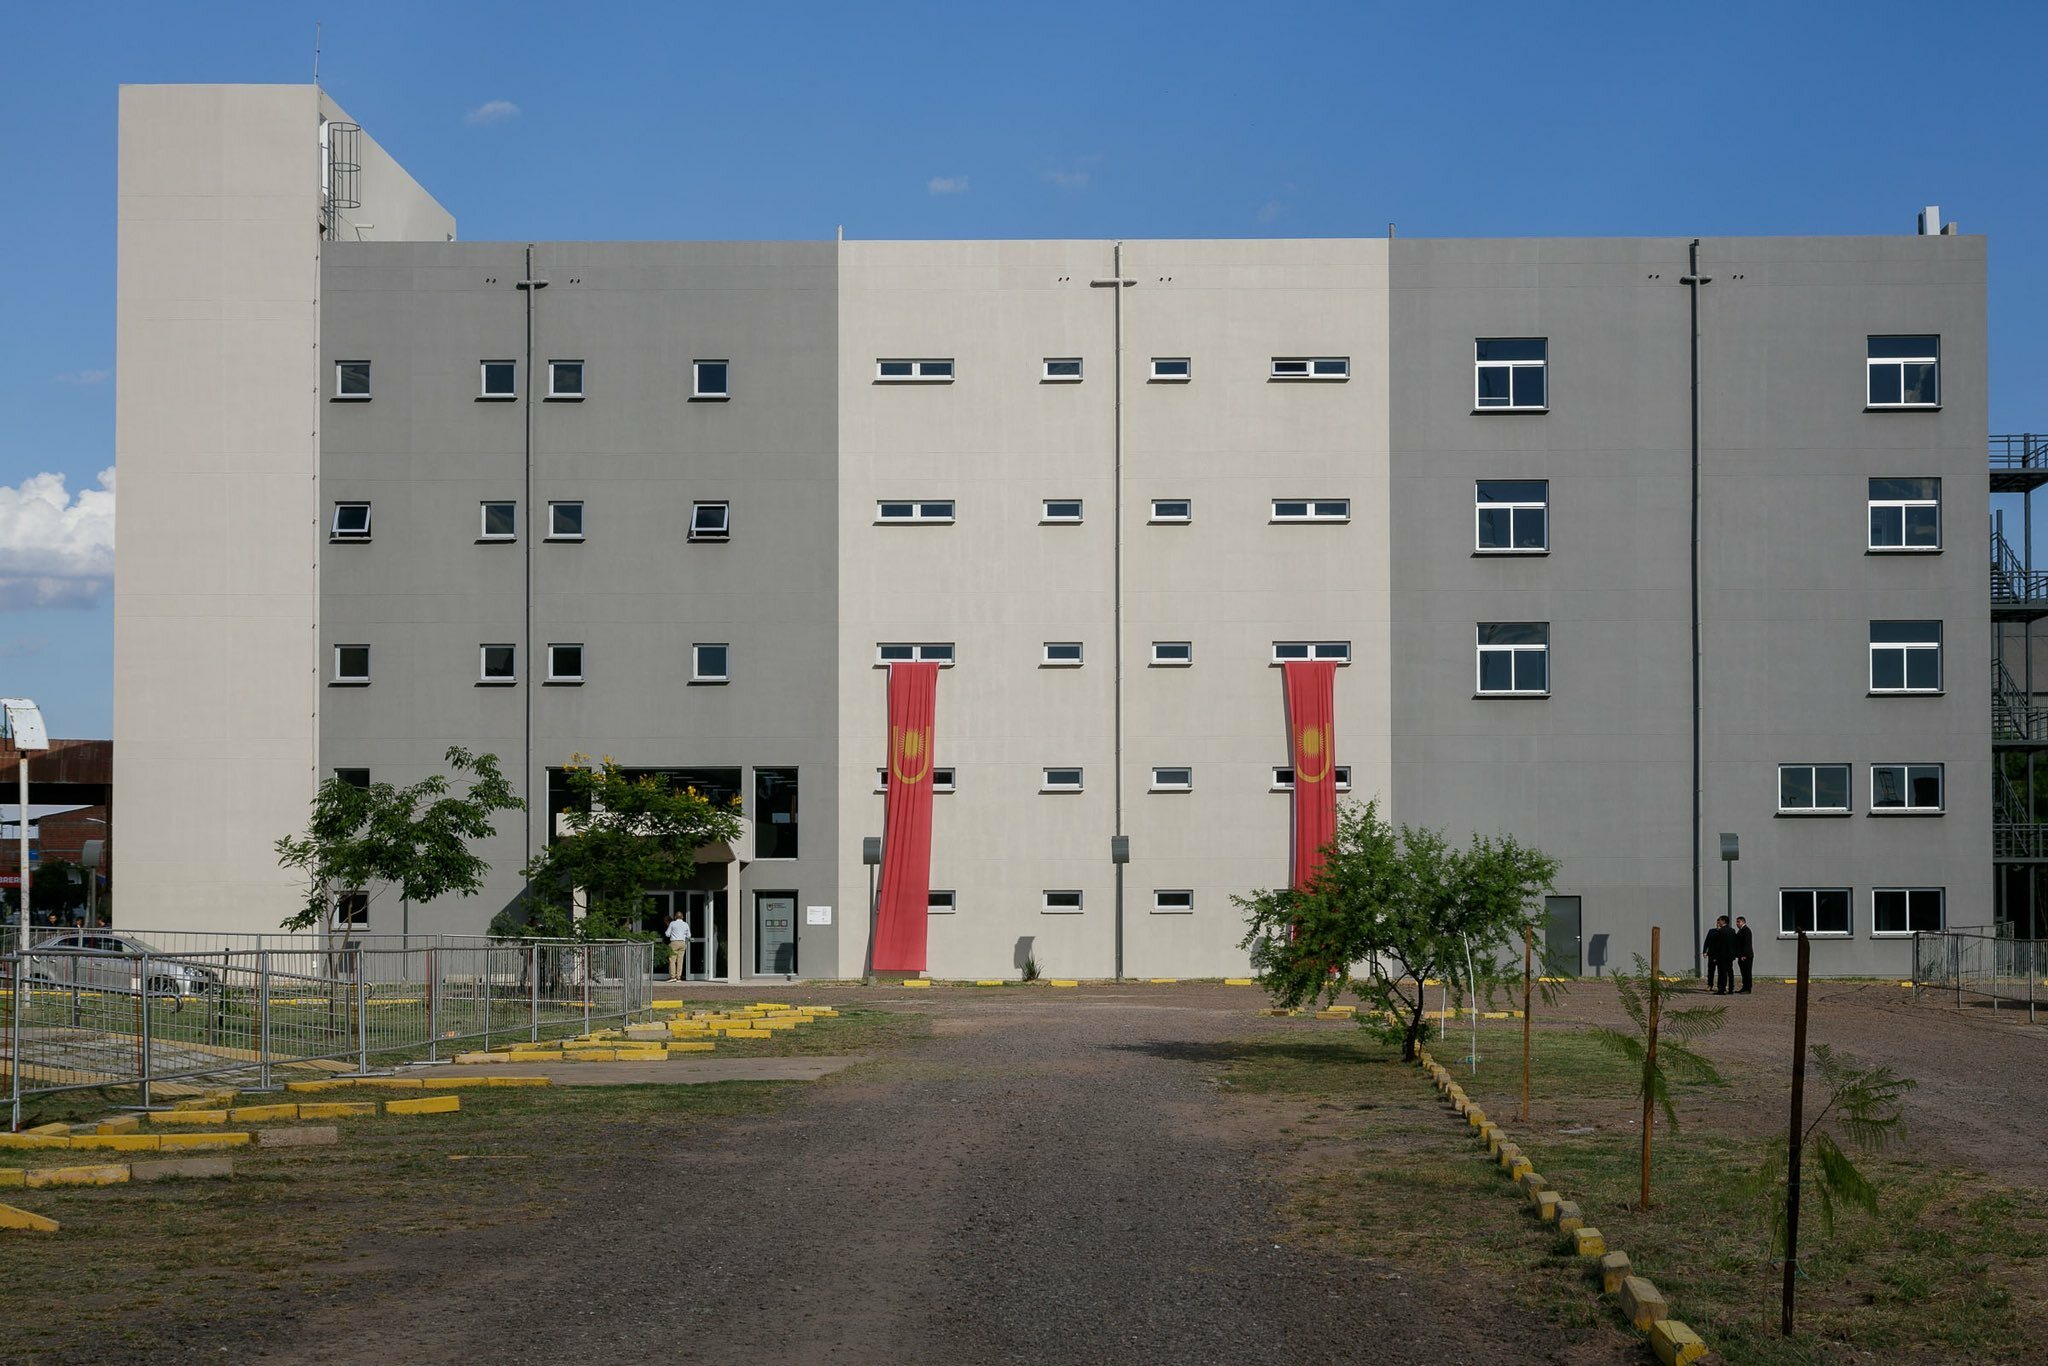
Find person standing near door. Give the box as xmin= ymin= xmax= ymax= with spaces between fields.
xmin=1733 ymin=915 xmax=1755 ymax=994
xmin=1703 ymin=916 xmax=1734 ymax=994
xmin=666 ymin=907 xmax=692 ymax=982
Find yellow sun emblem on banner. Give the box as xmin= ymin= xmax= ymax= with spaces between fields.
xmin=891 ymin=725 xmax=933 ymax=785
xmin=1295 ymin=723 xmax=1332 ymax=783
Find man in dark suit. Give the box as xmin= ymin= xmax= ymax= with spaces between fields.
xmin=1703 ymin=916 xmax=1734 ymax=994
xmin=1733 ymin=916 xmax=1755 ymax=993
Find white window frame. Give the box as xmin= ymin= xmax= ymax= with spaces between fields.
xmin=1870 ymin=763 xmax=1944 ymax=815
xmin=1041 ymin=890 xmax=1084 ymax=914
xmin=875 ymin=358 xmax=955 ymax=383
xmin=1475 ymin=623 xmax=1548 ymax=696
xmin=1871 ymin=887 xmax=1944 ymax=937
xmin=690 ymin=501 xmax=731 ymax=541
xmin=876 ymin=500 xmax=956 ymax=524
xmin=1149 ymin=357 xmax=1191 ymax=382
xmin=1152 ymin=889 xmax=1195 ymax=915
xmin=1149 ymin=498 xmax=1192 ymax=524
xmin=693 ymin=359 xmax=730 ymax=400
xmin=330 ymin=502 xmax=372 ymax=541
xmin=927 ymin=890 xmax=957 ymax=914
xmin=1780 ymin=887 xmax=1852 ymax=938
xmin=332 ymin=644 xmax=370 ymax=685
xmin=691 ymin=643 xmax=730 ymax=684
xmin=1149 ymin=766 xmax=1193 ymax=792
xmin=479 ymin=360 xmax=518 ymax=400
xmin=1474 ymin=338 xmax=1548 ymax=411
xmin=478 ymin=643 xmax=518 ymax=686
xmin=1867 ymin=478 xmax=1942 ymax=552
xmin=1271 ymin=499 xmax=1351 ymax=523
xmin=1269 ymin=356 xmax=1349 ymax=381
xmin=1041 ymin=499 xmax=1084 ymax=524
xmin=1271 ymin=766 xmax=1352 ymax=792
xmin=1042 ymin=358 xmax=1083 ymax=383
xmin=1150 ymin=641 xmax=1194 ymax=667
xmin=1869 ymin=621 xmax=1943 ymax=694
xmin=876 ymin=766 xmax=956 ymax=793
xmin=546 ymin=643 xmax=584 ymax=684
xmin=546 ymin=501 xmax=584 ymax=541
xmin=1041 ymin=642 xmax=1084 ymax=668
xmin=875 ymin=642 xmax=955 ymax=667
xmin=1475 ymin=480 xmax=1549 ymax=554
xmin=1041 ymin=767 xmax=1084 ymax=793
xmin=1777 ymin=763 xmax=1852 ymax=815
xmin=546 ymin=359 xmax=584 ymax=400
xmin=1866 ymin=335 xmax=1940 ymax=409
xmin=1270 ymin=641 xmax=1351 ymax=665
xmin=479 ymin=501 xmax=518 ymax=542
xmin=333 ymin=360 xmax=371 ymax=400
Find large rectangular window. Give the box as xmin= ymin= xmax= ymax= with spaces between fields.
xmin=1778 ymin=763 xmax=1851 ymax=814
xmin=1870 ymin=621 xmax=1942 ymax=693
xmin=1867 ymin=335 xmax=1939 ymax=408
xmin=1780 ymin=888 xmax=1852 ymax=937
xmin=1871 ymin=763 xmax=1943 ymax=814
xmin=1868 ymin=478 xmax=1941 ymax=551
xmin=1475 ymin=338 xmax=1547 ymax=410
xmin=1476 ymin=622 xmax=1549 ymax=695
xmin=754 ymin=767 xmax=799 ymax=860
xmin=1872 ymin=888 xmax=1943 ymax=935
xmin=1475 ymin=480 xmax=1548 ymax=553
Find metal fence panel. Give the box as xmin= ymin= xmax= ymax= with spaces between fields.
xmin=1914 ymin=930 xmax=2040 ymax=1023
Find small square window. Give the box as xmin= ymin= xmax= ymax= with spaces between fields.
xmin=333 ymin=644 xmax=370 ymax=685
xmin=1043 ymin=358 xmax=1083 ymax=382
xmin=928 ymin=890 xmax=957 ymax=914
xmin=1870 ymin=620 xmax=1942 ymax=693
xmin=1475 ymin=338 xmax=1547 ymax=411
xmin=1271 ymin=766 xmax=1352 ymax=791
xmin=1778 ymin=763 xmax=1852 ymax=814
xmin=1042 ymin=889 xmax=1083 ymax=913
xmin=1868 ymin=478 xmax=1941 ymax=552
xmin=1152 ymin=889 xmax=1194 ymax=914
xmin=547 ymin=360 xmax=584 ymax=399
xmin=1150 ymin=357 xmax=1191 ymax=381
xmin=330 ymin=502 xmax=372 ymax=541
xmin=876 ymin=358 xmax=954 ymax=382
xmin=1780 ymin=888 xmax=1852 ymax=937
xmin=1041 ymin=767 xmax=1084 ymax=792
xmin=480 ymin=360 xmax=518 ymax=399
xmin=480 ymin=502 xmax=518 ymax=541
xmin=690 ymin=501 xmax=731 ymax=541
xmin=1476 ymin=622 xmax=1548 ymax=695
xmin=547 ymin=501 xmax=584 ymax=540
xmin=693 ymin=360 xmax=730 ymax=400
xmin=1042 ymin=642 xmax=1084 ymax=667
xmin=876 ymin=501 xmax=955 ymax=524
xmin=1272 ymin=499 xmax=1350 ymax=523
xmin=547 ymin=643 xmax=584 ymax=684
xmin=334 ymin=360 xmax=371 ymax=399
xmin=1867 ymin=335 xmax=1939 ymax=408
xmin=479 ymin=644 xmax=518 ymax=685
xmin=1151 ymin=641 xmax=1193 ymax=667
xmin=1871 ymin=763 xmax=1944 ymax=814
xmin=692 ymin=643 xmax=730 ymax=684
xmin=1150 ymin=766 xmax=1193 ymax=792
xmin=1041 ymin=499 xmax=1084 ymax=524
xmin=1270 ymin=357 xmax=1349 ymax=381
xmin=1872 ymin=888 xmax=1944 ymax=935
xmin=1476 ymin=480 xmax=1549 ymax=553
xmin=1150 ymin=499 xmax=1192 ymax=524
xmin=333 ymin=768 xmax=371 ymax=790
xmin=333 ymin=890 xmax=370 ymax=926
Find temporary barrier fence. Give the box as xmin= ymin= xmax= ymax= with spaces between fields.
xmin=1912 ymin=929 xmax=2041 ymax=1024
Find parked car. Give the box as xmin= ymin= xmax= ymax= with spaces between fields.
xmin=23 ymin=932 xmax=221 ymax=998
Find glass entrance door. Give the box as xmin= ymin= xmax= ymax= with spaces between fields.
xmin=685 ymin=890 xmax=725 ymax=980
xmin=755 ymin=892 xmax=797 ymax=975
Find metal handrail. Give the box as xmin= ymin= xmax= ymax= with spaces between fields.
xmin=1991 ymin=434 xmax=2048 ymax=471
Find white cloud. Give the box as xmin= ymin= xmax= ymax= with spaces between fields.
xmin=465 ymin=100 xmax=520 ymax=127
xmin=927 ymin=175 xmax=970 ymax=196
xmin=1042 ymin=169 xmax=1090 ymax=191
xmin=53 ymin=370 xmax=111 ymax=386
xmin=0 ymin=468 xmax=115 ymax=611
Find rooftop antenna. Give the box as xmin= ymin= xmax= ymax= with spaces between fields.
xmin=314 ymin=21 xmax=322 ymax=85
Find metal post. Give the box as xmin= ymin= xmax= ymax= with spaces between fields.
xmin=427 ymin=946 xmax=439 ymax=1063
xmin=9 ymin=955 xmax=23 ymax=1132
xmin=139 ymin=951 xmax=154 ymax=1110
xmin=356 ymin=951 xmax=368 ymax=1076
xmin=582 ymin=945 xmax=592 ymax=1035
xmin=1521 ymin=927 xmax=1533 ymax=1125
xmin=1639 ymin=926 xmax=1660 ymax=1212
xmin=1782 ymin=931 xmax=1812 ymax=1336
xmin=483 ymin=946 xmax=493 ymax=1055
xmin=16 ymin=753 xmax=29 ymax=926
xmin=258 ymin=950 xmax=272 ymax=1091
xmin=529 ymin=943 xmax=540 ymax=1043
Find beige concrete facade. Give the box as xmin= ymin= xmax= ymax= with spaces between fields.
xmin=114 ymin=86 xmax=450 ymax=932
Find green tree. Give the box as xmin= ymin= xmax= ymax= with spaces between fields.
xmin=275 ymin=747 xmax=524 ymax=932
xmin=514 ymin=756 xmax=744 ymax=940
xmin=1588 ymin=954 xmax=1726 ymax=1209
xmin=1234 ymin=800 xmax=1560 ymax=1060
xmin=1753 ymin=1045 xmax=1915 ymax=1248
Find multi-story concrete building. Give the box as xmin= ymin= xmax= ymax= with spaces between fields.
xmin=115 ymin=86 xmax=1992 ymax=980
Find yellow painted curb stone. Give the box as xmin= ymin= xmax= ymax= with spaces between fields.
xmin=157 ymin=1132 xmax=252 ymax=1151
xmin=1050 ymin=980 xmax=1078 ymax=988
xmin=68 ymin=1135 xmax=160 ymax=1153
xmin=385 ymin=1095 xmax=460 ymax=1115
xmin=487 ymin=1076 xmax=551 ymax=1087
xmin=1649 ymin=1319 xmax=1707 ymax=1366
xmin=0 ymin=1201 xmax=59 ymax=1232
xmin=26 ymin=1163 xmax=129 ymax=1188
xmin=297 ymin=1102 xmax=378 ymax=1120
xmin=1224 ymin=978 xmax=1254 ymax=986
xmin=667 ymin=1041 xmax=716 ymax=1053
xmin=231 ymin=1104 xmax=299 ymax=1123
xmin=147 ymin=1110 xmax=228 ymax=1126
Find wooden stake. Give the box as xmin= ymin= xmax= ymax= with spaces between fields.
xmin=1641 ymin=925 xmax=1661 ymax=1212
xmin=1521 ymin=926 xmax=1533 ymax=1124
xmin=1782 ymin=930 xmax=1811 ymax=1336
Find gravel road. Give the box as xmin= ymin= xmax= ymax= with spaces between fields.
xmin=242 ymin=986 xmax=1599 ymax=1365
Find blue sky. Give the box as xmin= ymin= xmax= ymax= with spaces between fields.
xmin=5 ymin=0 xmax=2047 ymax=738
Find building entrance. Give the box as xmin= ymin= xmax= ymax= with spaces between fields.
xmin=1543 ymin=895 xmax=1583 ymax=976
xmin=646 ymin=889 xmax=726 ymax=980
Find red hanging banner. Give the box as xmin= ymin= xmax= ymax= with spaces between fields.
xmin=873 ymin=662 xmax=939 ymax=973
xmin=1284 ymin=660 xmax=1338 ymax=890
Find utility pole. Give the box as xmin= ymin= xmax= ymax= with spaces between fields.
xmin=1681 ymin=243 xmax=1713 ymax=979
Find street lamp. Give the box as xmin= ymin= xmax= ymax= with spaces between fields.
xmin=1 ymin=699 xmax=50 ymax=926
xmin=1719 ymin=833 xmax=1740 ymax=979
xmin=861 ymin=836 xmax=882 ymax=986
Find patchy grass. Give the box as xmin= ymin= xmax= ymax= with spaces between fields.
xmin=1230 ymin=1024 xmax=2048 ymax=1364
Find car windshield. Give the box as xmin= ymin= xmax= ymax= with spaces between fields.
xmin=109 ymin=935 xmax=161 ymax=954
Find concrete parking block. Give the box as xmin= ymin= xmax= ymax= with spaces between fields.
xmin=0 ymin=1201 xmax=59 ymax=1231
xmin=230 ymin=1104 xmax=300 ymax=1123
xmin=0 ymin=1135 xmax=71 ymax=1151
xmin=1573 ymin=1227 xmax=1606 ymax=1257
xmin=1618 ymin=1275 xmax=1669 ymax=1330
xmin=25 ymin=1163 xmax=129 ymax=1188
xmin=129 ymin=1156 xmax=234 ymax=1182
xmin=68 ymin=1135 xmax=161 ymax=1153
xmin=0 ymin=1169 xmax=22 ymax=1188
xmin=157 ymin=1132 xmax=252 ymax=1151
xmin=1649 ymin=1320 xmax=1707 ymax=1365
xmin=256 ymin=1126 xmax=339 ymax=1148
xmin=93 ymin=1115 xmax=141 ymax=1135
xmin=147 ymin=1109 xmax=228 ymax=1126
xmin=1599 ymin=1250 xmax=1632 ymax=1292
xmin=296 ymin=1102 xmax=378 ymax=1120
xmin=1555 ymin=1199 xmax=1584 ymax=1233
xmin=385 ymin=1095 xmax=460 ymax=1115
